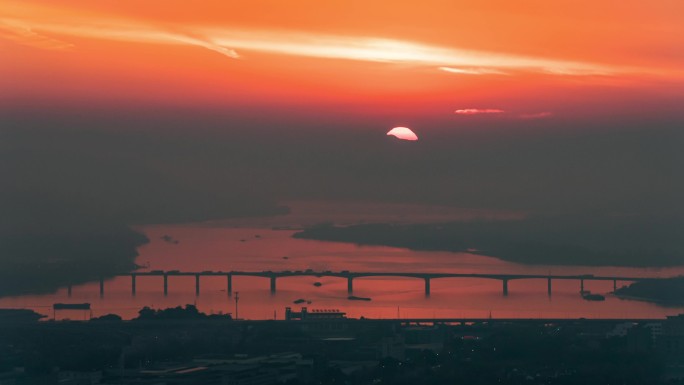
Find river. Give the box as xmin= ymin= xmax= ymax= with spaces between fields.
xmin=2 ymin=202 xmax=683 ymax=320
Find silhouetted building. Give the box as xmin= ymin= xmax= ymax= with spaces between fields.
xmin=285 ymin=307 xmax=346 ymax=321
xmin=659 ymin=314 xmax=684 ymax=358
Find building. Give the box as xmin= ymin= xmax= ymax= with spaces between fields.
xmin=285 ymin=307 xmax=346 ymax=321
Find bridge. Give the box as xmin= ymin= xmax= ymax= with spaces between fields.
xmin=72 ymin=270 xmax=664 ymax=298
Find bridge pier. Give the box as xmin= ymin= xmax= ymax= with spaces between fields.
xmin=227 ymin=275 xmax=232 ymax=296
xmin=67 ymin=285 xmax=72 ymax=297
xmin=580 ymin=279 xmax=584 ymax=292
xmin=347 ymin=277 xmax=354 ymax=294
xmin=424 ymin=278 xmax=431 ymax=296
xmin=613 ymin=279 xmax=617 ymax=291
xmin=547 ymin=278 xmax=552 ymax=296
xmin=270 ymin=277 xmax=276 ymax=294
xmin=131 ymin=274 xmax=137 ymax=296
xmin=502 ymin=279 xmax=509 ymax=296
xmin=195 ymin=274 xmax=200 ymax=296
xmin=163 ymin=274 xmax=168 ymax=296
xmin=99 ymin=277 xmax=104 ymax=297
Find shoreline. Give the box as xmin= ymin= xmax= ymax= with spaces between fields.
xmin=613 ymin=293 xmax=684 ymax=307
xmin=292 ymin=223 xmax=684 ymax=269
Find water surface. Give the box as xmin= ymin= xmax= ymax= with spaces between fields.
xmin=3 ymin=223 xmax=682 ymax=320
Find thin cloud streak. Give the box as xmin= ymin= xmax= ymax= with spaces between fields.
xmin=170 ymin=34 xmax=239 ymax=59
xmin=454 ymin=109 xmax=505 ymax=115
xmin=0 ymin=20 xmax=74 ymax=51
xmin=207 ymin=30 xmax=617 ymax=75
xmin=452 ymin=109 xmax=554 ymax=119
xmin=0 ymin=12 xmax=625 ymax=76
xmin=0 ymin=18 xmax=239 ymax=58
xmin=439 ymin=66 xmax=508 ymax=75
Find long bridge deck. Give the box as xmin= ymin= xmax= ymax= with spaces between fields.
xmin=71 ymin=269 xmax=668 ymax=298
xmin=121 ymin=270 xmax=658 ymax=281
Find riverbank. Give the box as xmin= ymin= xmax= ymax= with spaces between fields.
xmin=614 ymin=277 xmax=684 ymax=306
xmin=0 ymin=225 xmax=148 ymax=297
xmin=293 ymin=220 xmax=684 ymax=267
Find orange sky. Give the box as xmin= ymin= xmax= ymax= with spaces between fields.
xmin=2 ymin=0 xmax=683 ymax=121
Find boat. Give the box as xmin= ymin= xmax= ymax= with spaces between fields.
xmin=293 ymin=298 xmax=307 ymax=304
xmin=347 ymin=295 xmax=371 ymax=301
xmin=581 ymin=291 xmax=605 ymax=301
xmin=313 ymin=282 xmax=322 ymax=287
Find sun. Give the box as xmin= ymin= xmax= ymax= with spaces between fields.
xmin=387 ymin=126 xmax=418 ymax=141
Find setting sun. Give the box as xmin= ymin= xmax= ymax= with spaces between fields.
xmin=387 ymin=126 xmax=418 ymax=141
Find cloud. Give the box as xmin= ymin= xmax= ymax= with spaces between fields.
xmin=0 ymin=5 xmax=624 ymax=76
xmin=0 ymin=21 xmax=74 ymax=51
xmin=454 ymin=109 xmax=505 ymax=115
xmin=439 ymin=67 xmax=508 ymax=75
xmin=170 ymin=34 xmax=239 ymax=59
xmin=0 ymin=18 xmax=239 ymax=58
xmin=519 ymin=112 xmax=553 ymax=119
xmin=205 ymin=31 xmax=616 ymax=76
xmin=452 ymin=109 xmax=554 ymax=119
